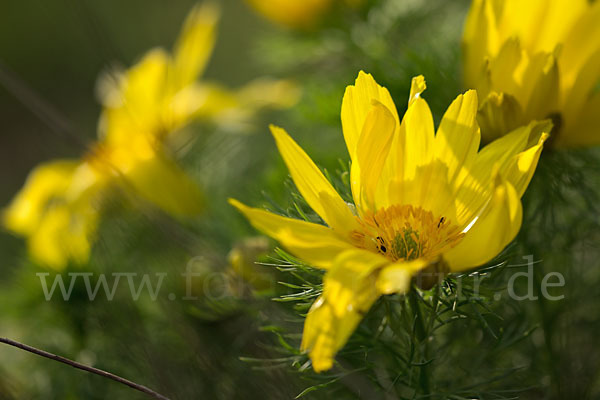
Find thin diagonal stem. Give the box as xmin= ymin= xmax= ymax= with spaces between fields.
xmin=0 ymin=337 xmax=170 ymax=400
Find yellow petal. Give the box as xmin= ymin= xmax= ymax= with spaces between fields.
xmin=497 ymin=0 xmax=547 ymax=53
xmin=529 ymin=0 xmax=588 ymax=53
xmin=28 ymin=201 xmax=98 ymax=270
xmin=302 ymin=266 xmax=380 ymax=372
xmin=323 ymin=249 xmax=389 ymax=318
xmin=354 ymin=101 xmax=396 ymax=210
xmin=376 ymin=259 xmax=428 ymax=295
xmin=503 ymin=132 xmax=548 ymax=197
xmin=100 ymin=49 xmax=170 ymax=144
xmin=477 ymin=91 xmax=524 ymax=142
xmin=270 ymin=125 xmax=359 ymax=235
xmin=445 ymin=174 xmax=522 ymax=271
xmin=475 ymin=120 xmax=551 ymax=196
xmin=235 ymin=78 xmax=301 ymax=110
xmin=399 ymin=97 xmax=435 ymax=183
xmin=452 ymin=119 xmax=550 ymax=227
xmin=123 ymin=151 xmax=204 ymax=217
xmin=559 ymin=0 xmax=600 ymax=91
xmin=520 ymin=52 xmax=559 ymax=121
xmin=171 ymin=2 xmax=220 ymax=89
xmin=245 ymin=0 xmax=333 ymax=30
xmin=340 ymin=71 xmax=399 ymax=160
xmin=408 ymin=75 xmax=426 ymax=106
xmin=462 ymin=0 xmax=501 ymax=90
xmin=488 ymin=37 xmax=525 ymax=101
xmin=435 ymin=90 xmax=480 ymax=185
xmin=229 ymin=199 xmax=353 ymax=269
xmin=170 ymin=82 xmax=239 ymax=125
xmin=3 ymin=160 xmax=80 ymax=235
xmin=561 ymin=49 xmax=600 ymax=134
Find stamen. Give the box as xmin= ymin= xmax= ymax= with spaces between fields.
xmin=352 ymin=204 xmax=463 ymax=262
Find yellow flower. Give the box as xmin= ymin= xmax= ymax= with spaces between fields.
xmin=98 ymin=2 xmax=299 ymax=145
xmin=230 ymin=71 xmax=550 ymax=372
xmin=463 ymin=0 xmax=600 ymax=147
xmin=245 ymin=0 xmax=363 ymax=30
xmin=4 ymin=2 xmax=297 ymax=269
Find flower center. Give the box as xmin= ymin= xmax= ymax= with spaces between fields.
xmin=351 ymin=204 xmax=464 ymax=262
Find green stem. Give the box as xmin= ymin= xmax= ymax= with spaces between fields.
xmin=409 ymin=289 xmax=430 ymax=396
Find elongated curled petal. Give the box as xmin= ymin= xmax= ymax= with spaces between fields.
xmin=270 ymin=125 xmax=359 ymax=235
xmin=229 ymin=199 xmax=353 ymax=269
xmin=445 ymin=173 xmax=522 ymax=271
xmin=302 ymin=277 xmax=379 ymax=372
xmin=354 ymin=101 xmax=396 ymax=210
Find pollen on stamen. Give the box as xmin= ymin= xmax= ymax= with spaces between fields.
xmin=351 ymin=204 xmax=464 ymax=262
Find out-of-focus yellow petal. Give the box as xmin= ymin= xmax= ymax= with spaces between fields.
xmin=171 ymin=2 xmax=220 ymax=90
xmin=486 ymin=38 xmax=559 ymax=121
xmin=270 ymin=125 xmax=359 ymax=235
xmin=445 ymin=174 xmax=522 ymax=271
xmin=463 ymin=0 xmax=598 ymax=147
xmin=462 ymin=0 xmax=501 ymax=90
xmin=353 ymin=101 xmax=396 ymax=211
xmin=3 ymin=160 xmax=80 ymax=235
xmin=229 ymin=199 xmax=353 ymax=269
xmin=170 ymin=82 xmax=239 ymax=125
xmin=435 ymin=90 xmax=480 ymax=185
xmin=527 ymin=0 xmax=587 ymax=53
xmin=99 ymin=49 xmax=170 ymax=144
xmin=520 ymin=53 xmax=559 ymax=121
xmin=477 ymin=92 xmax=523 ymax=143
xmin=28 ymin=201 xmax=99 ymax=271
xmin=235 ymin=78 xmax=301 ymax=110
xmin=341 ymin=71 xmax=399 ymax=160
xmin=497 ymin=0 xmax=547 ymax=53
xmin=561 ymin=49 xmax=600 ymax=140
xmin=245 ymin=0 xmax=334 ymax=30
xmin=488 ymin=37 xmax=525 ymax=100
xmin=558 ymin=1 xmax=600 ymax=91
xmin=171 ymin=79 xmax=301 ymax=129
xmin=122 ymin=151 xmax=204 ymax=217
xmin=323 ymin=249 xmax=389 ymax=318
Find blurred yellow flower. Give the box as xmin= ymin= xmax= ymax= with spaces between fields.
xmin=245 ymin=0 xmax=363 ymax=29
xmin=3 ymin=2 xmax=298 ymax=269
xmin=463 ymin=0 xmax=600 ymax=147
xmin=98 ymin=2 xmax=299 ymax=144
xmin=231 ymin=71 xmax=550 ymax=371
